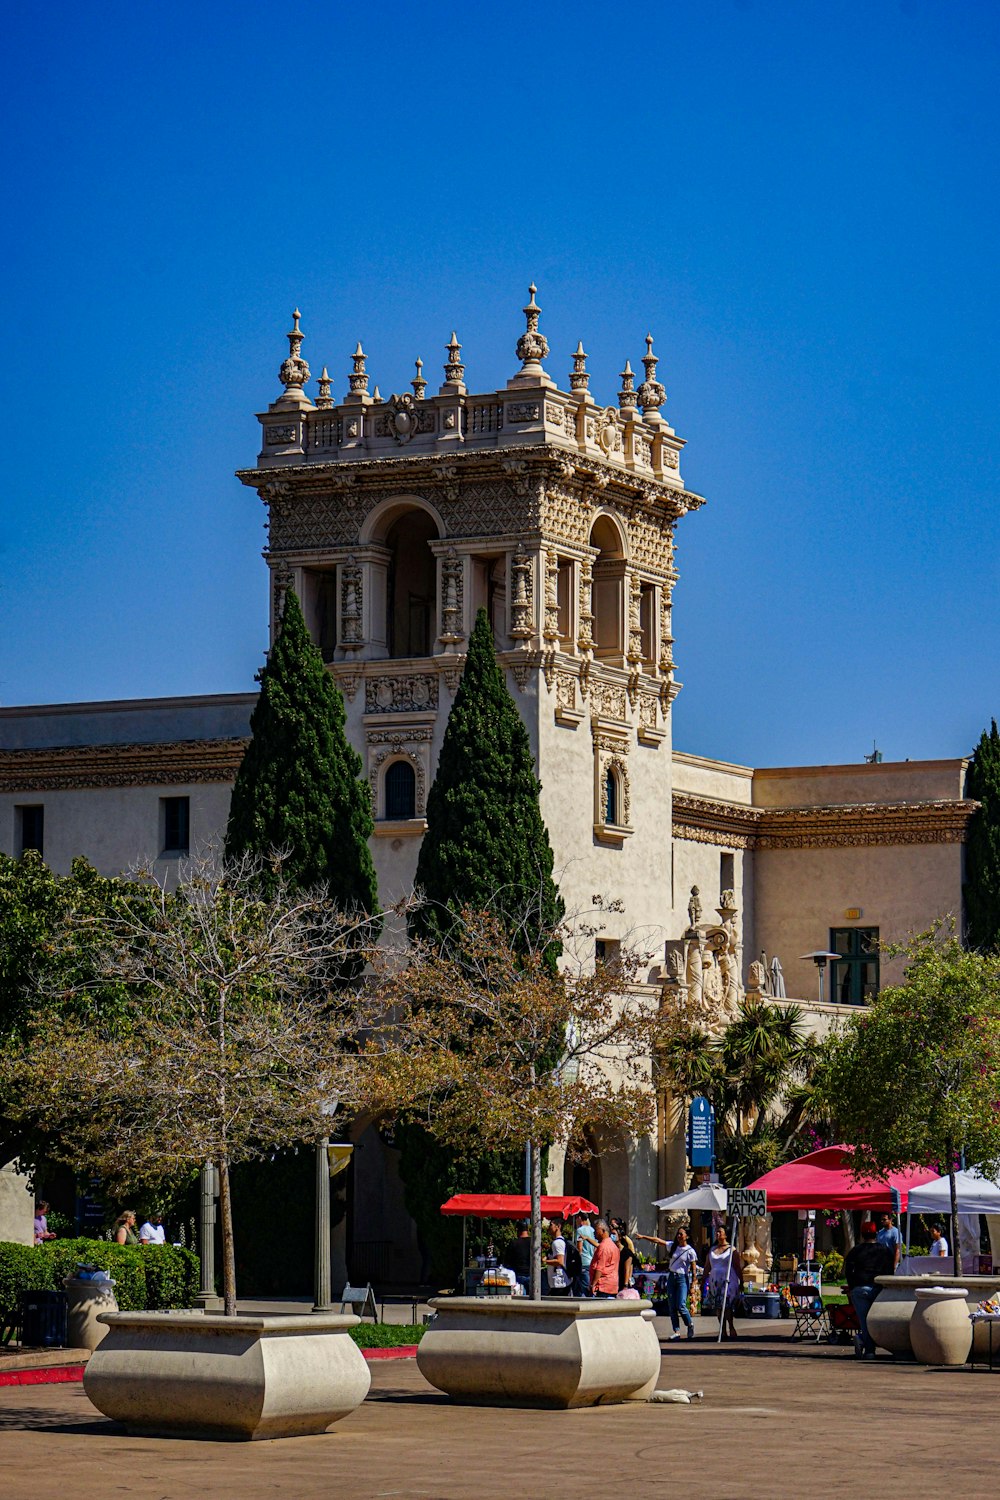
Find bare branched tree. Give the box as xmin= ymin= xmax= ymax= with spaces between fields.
xmin=371 ymin=900 xmax=665 ymax=1300
xmin=0 ymin=852 xmax=390 ymax=1314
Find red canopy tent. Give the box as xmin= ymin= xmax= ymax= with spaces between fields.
xmin=440 ymin=1194 xmax=599 ymax=1219
xmin=746 ymin=1146 xmax=938 ymax=1211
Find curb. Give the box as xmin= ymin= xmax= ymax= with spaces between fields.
xmin=362 ymin=1345 xmax=419 ymax=1360
xmin=0 ymin=1364 xmax=87 ymax=1388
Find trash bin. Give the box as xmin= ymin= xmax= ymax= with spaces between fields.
xmin=64 ymin=1265 xmax=118 ymax=1351
xmin=20 ymin=1289 xmax=68 ymax=1348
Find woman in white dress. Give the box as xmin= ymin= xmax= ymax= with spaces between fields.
xmin=704 ymin=1226 xmax=743 ymax=1339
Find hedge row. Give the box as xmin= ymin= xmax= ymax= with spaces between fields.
xmin=0 ymin=1238 xmax=200 ymax=1312
xmin=348 ymin=1322 xmax=426 ymax=1348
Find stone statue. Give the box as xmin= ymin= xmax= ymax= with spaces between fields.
xmin=747 ymin=958 xmax=767 ymax=995
xmin=667 ymin=947 xmax=685 ymax=983
xmin=719 ymin=887 xmax=736 ymax=911
xmin=687 ymin=885 xmax=702 ymax=929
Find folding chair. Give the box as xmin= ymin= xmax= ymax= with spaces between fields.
xmin=788 ymin=1280 xmax=830 ymax=1342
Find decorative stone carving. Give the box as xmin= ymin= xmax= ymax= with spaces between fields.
xmin=364 ymin=675 xmax=439 ymax=713
xmin=595 ymin=408 xmax=621 ymax=457
xmin=569 ymin=342 xmax=590 ymax=396
xmin=509 ymin=663 xmax=531 ymax=691
xmin=501 ymin=457 xmax=530 ymax=496
xmin=577 ymin=557 xmax=594 ymax=652
xmin=627 ymin=575 xmax=643 ymax=665
xmin=514 ymin=284 xmax=550 ymax=379
xmin=272 ymin=561 xmax=293 ymax=621
xmin=439 ymin=548 xmax=465 ymax=643
xmin=506 ymin=402 xmax=541 ymax=421
xmin=440 ymin=662 xmax=464 ymax=694
xmin=432 ymin=465 xmax=461 ymax=503
xmin=340 ymin=557 xmax=363 ymax=647
xmin=556 ymin=672 xmax=577 ymax=712
xmin=687 ymin=886 xmax=702 ymax=929
xmin=638 ymin=692 xmax=658 ymax=731
xmin=510 ymin=548 xmax=533 ymax=639
xmin=598 ymin=752 xmax=631 ymax=828
xmin=589 ymin=678 xmax=627 ymax=721
xmin=442 ymin=332 xmax=465 ymax=392
xmin=543 ymin=549 xmax=560 ymax=642
xmin=637 ymin=334 xmax=666 ymax=416
xmin=659 ymin=592 xmax=674 ymax=673
xmin=626 ymin=670 xmax=641 ymax=711
xmin=664 ymin=447 xmax=680 ymax=470
xmin=347 ymin=343 xmax=369 ymax=399
xmin=617 ymin=362 xmax=637 ymax=414
xmin=265 ymin=424 xmax=297 ymax=445
xmin=0 ymin=739 xmax=247 ymax=793
xmin=379 ymin=393 xmax=420 ymax=444
xmin=315 ymin=367 xmax=333 ymax=408
xmin=337 ymin=669 xmax=361 ymax=702
xmin=366 ymin=727 xmax=432 ymax=818
xmin=411 ymin=358 xmax=427 ymax=400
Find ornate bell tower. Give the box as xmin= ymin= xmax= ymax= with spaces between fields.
xmin=238 ymin=290 xmax=705 ymax=941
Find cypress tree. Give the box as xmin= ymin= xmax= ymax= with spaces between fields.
xmin=965 ymin=719 xmax=1000 ymax=951
xmin=225 ymin=590 xmax=378 ymax=925
xmin=410 ymin=607 xmax=563 ymax=955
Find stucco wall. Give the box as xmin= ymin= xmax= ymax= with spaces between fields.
xmin=753 ymin=840 xmax=964 ymax=993
xmin=752 ymin=759 xmax=967 ymax=808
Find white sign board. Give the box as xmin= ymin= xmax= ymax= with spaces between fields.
xmin=729 ymin=1188 xmax=767 ymax=1219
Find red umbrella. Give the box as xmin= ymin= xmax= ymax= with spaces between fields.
xmin=440 ymin=1194 xmax=599 ymax=1219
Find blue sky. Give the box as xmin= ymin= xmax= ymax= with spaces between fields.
xmin=2 ymin=1 xmax=997 ymax=768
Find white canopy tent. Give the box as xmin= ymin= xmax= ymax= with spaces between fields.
xmin=652 ymin=1183 xmax=728 ymax=1213
xmin=903 ymin=1169 xmax=1000 ymax=1274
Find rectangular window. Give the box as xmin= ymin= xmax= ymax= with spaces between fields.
xmin=639 ymin=583 xmax=656 ymax=663
xmin=16 ymin=805 xmax=44 ymax=858
xmin=829 ymin=927 xmax=879 ymax=1005
xmin=161 ymin=796 xmax=190 ymax=856
xmin=557 ymin=559 xmax=574 ymax=644
xmin=720 ymin=852 xmax=735 ymax=898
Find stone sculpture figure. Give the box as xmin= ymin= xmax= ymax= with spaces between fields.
xmin=687 ymin=885 xmax=702 ymax=930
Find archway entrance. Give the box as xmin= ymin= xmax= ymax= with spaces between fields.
xmin=385 ymin=510 xmax=438 ymax=657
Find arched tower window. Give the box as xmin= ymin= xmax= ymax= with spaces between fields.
xmin=385 ymin=510 xmax=438 ymax=657
xmin=384 ymin=760 xmax=416 ymax=820
xmin=589 ymin=515 xmax=626 ymax=659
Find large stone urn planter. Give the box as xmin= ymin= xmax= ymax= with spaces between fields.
xmin=416 ymin=1297 xmax=661 ymax=1409
xmin=868 ymin=1275 xmax=1000 ymax=1359
xmin=83 ymin=1311 xmax=370 ymax=1440
xmin=910 ymin=1286 xmax=972 ymax=1367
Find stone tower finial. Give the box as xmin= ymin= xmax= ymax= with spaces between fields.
xmin=515 ymin=283 xmax=549 ymax=378
xmin=569 ymin=341 xmax=591 ymax=398
xmin=618 ymin=359 xmax=637 ymax=413
xmin=637 ymin=333 xmax=666 ymax=418
xmin=440 ymin=332 xmax=466 ymax=394
xmin=277 ymin=307 xmax=312 ymax=406
xmin=412 ymin=357 xmax=427 ymax=400
xmin=345 ymin=341 xmax=371 ymax=404
xmin=373 ymin=385 xmax=383 ymax=403
xmin=316 ymin=365 xmax=333 ymax=408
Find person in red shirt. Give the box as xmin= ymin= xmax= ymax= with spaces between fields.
xmin=589 ymin=1218 xmax=621 ymax=1298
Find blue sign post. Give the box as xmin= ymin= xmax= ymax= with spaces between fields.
xmin=687 ymin=1095 xmax=715 ymax=1168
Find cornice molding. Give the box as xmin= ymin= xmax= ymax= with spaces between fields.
xmin=0 ymin=739 xmax=248 ymax=793
xmin=672 ymin=792 xmax=979 ymax=850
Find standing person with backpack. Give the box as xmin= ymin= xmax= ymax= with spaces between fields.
xmin=573 ymin=1214 xmax=598 ymax=1296
xmin=611 ymin=1216 xmax=637 ymax=1289
xmin=545 ymin=1219 xmax=571 ymax=1296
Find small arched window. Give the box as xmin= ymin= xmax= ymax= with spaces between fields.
xmin=384 ymin=760 xmax=416 ymax=820
xmin=604 ymin=766 xmax=619 ymax=827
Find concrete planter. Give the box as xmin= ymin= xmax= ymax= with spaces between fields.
xmin=868 ymin=1275 xmax=1000 ymax=1359
xmin=416 ymin=1297 xmax=661 ymax=1409
xmin=83 ymin=1311 xmax=370 ymax=1440
xmin=910 ymin=1286 xmax=972 ymax=1367
xmin=64 ymin=1274 xmax=118 ymax=1353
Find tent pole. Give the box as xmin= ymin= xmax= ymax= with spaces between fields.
xmin=718 ymin=1215 xmax=738 ymax=1344
xmin=462 ymin=1218 xmax=466 ymax=1295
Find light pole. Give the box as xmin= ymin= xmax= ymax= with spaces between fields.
xmin=313 ymin=1097 xmax=339 ymax=1314
xmin=194 ymin=1161 xmax=223 ymax=1311
xmin=799 ymin=950 xmax=841 ymax=1005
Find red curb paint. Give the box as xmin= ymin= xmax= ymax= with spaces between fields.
xmin=361 ymin=1345 xmax=418 ymax=1360
xmin=0 ymin=1364 xmax=86 ymax=1387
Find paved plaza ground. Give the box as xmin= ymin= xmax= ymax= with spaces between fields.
xmin=2 ymin=1316 xmax=998 ymax=1499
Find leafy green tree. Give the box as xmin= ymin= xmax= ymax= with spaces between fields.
xmin=0 ymin=852 xmax=147 ymax=1168
xmin=819 ymin=927 xmax=1000 ymax=1274
xmin=225 ymin=590 xmax=378 ymax=932
xmin=659 ymin=998 xmax=821 ymax=1186
xmin=965 ymin=719 xmax=1000 ymax=951
xmin=410 ymin=608 xmax=563 ymax=960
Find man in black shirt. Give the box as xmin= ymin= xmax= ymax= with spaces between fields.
xmin=844 ymin=1220 xmax=895 ymax=1359
xmin=508 ymin=1220 xmax=532 ymax=1295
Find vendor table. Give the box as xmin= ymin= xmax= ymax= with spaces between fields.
xmin=970 ymin=1312 xmax=1000 ymax=1372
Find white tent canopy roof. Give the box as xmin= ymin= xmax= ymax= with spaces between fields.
xmin=652 ymin=1183 xmax=729 ymax=1213
xmin=907 ymin=1168 xmax=1000 ymax=1216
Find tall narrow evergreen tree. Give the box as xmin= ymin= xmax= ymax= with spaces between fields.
xmin=225 ymin=590 xmax=378 ymax=926
xmin=410 ymin=607 xmax=563 ymax=955
xmin=965 ymin=719 xmax=1000 ymax=951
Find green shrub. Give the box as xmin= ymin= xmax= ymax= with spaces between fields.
xmin=821 ymin=1250 xmax=844 ymax=1282
xmin=348 ymin=1323 xmax=426 ymax=1349
xmin=0 ymin=1239 xmax=200 ymax=1313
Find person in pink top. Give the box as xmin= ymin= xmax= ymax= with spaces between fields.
xmin=589 ymin=1218 xmax=621 ymax=1298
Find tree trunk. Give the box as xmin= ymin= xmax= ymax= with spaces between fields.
xmin=840 ymin=1209 xmax=855 ymax=1251
xmin=948 ymin=1140 xmax=961 ymax=1277
xmin=529 ymin=1137 xmax=542 ymax=1302
xmin=218 ymin=1153 xmax=237 ymax=1316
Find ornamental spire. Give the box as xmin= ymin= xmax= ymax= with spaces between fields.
xmin=508 ymin=282 xmax=554 ymax=388
xmin=276 ymin=307 xmax=312 ymax=406
xmin=569 ymin=341 xmax=591 ymax=399
xmin=637 ymin=333 xmax=666 ymax=419
xmin=617 ymin=359 xmax=637 ymax=413
xmin=345 ymin=341 xmax=371 ymax=404
xmin=315 ymin=365 xmax=333 ymax=408
xmin=411 ymin=357 xmax=427 ymax=400
xmin=440 ymin=332 xmax=466 ymax=393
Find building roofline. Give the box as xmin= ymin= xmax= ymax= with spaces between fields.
xmin=0 ymin=692 xmax=258 ymax=719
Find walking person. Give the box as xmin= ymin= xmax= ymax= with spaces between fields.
xmin=704 ymin=1226 xmax=743 ymax=1340
xmin=636 ymin=1225 xmax=697 ymax=1339
xmin=844 ymin=1220 xmax=894 ymax=1359
xmin=929 ymin=1223 xmax=950 ymax=1257
xmin=545 ymin=1219 xmax=571 ymax=1296
xmin=113 ymin=1209 xmax=140 ymax=1246
xmin=876 ymin=1212 xmax=902 ymax=1270
xmin=574 ymin=1214 xmax=598 ymax=1297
